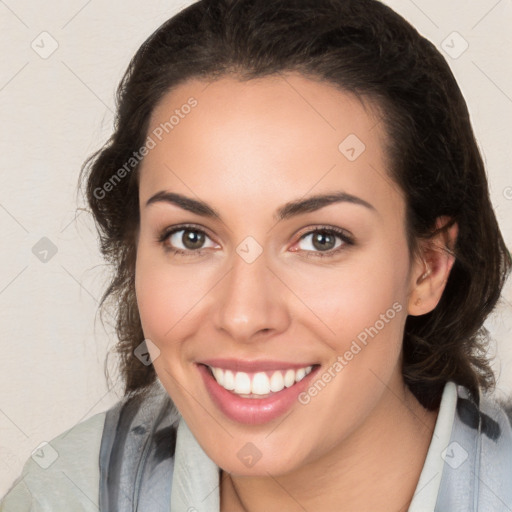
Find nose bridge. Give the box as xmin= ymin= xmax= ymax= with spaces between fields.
xmin=213 ymin=245 xmax=290 ymax=341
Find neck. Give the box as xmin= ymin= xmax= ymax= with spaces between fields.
xmin=221 ymin=378 xmax=439 ymax=512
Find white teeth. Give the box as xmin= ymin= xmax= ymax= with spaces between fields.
xmin=208 ymin=365 xmax=315 ymax=397
xmin=224 ymin=370 xmax=235 ymax=390
xmin=212 ymin=367 xmax=224 ymax=386
xmin=284 ymin=369 xmax=295 ymax=388
xmin=251 ymin=372 xmax=270 ymax=395
xmin=269 ymin=371 xmax=285 ymax=392
xmin=234 ymin=372 xmax=251 ymax=394
xmin=295 ymin=368 xmax=306 ymax=382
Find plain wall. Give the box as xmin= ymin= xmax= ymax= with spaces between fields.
xmin=0 ymin=0 xmax=511 ymax=495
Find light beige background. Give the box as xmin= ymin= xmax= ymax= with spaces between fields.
xmin=0 ymin=0 xmax=511 ymax=495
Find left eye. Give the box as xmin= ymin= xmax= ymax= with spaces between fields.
xmin=295 ymin=229 xmax=347 ymax=253
xmin=167 ymin=228 xmax=217 ymax=251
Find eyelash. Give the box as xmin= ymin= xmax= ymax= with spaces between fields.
xmin=156 ymin=224 xmax=355 ymax=259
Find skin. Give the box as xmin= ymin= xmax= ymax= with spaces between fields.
xmin=134 ymin=73 xmax=458 ymax=511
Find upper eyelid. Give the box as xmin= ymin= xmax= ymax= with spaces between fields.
xmin=161 ymin=223 xmax=216 ymax=239
xmin=295 ymin=224 xmax=353 ymax=239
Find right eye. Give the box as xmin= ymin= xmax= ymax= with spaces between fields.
xmin=158 ymin=225 xmax=219 ymax=256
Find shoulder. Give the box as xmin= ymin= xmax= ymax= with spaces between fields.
xmin=446 ymin=385 xmax=512 ymax=508
xmin=475 ymin=386 xmax=512 ymax=439
xmin=454 ymin=384 xmax=512 ymax=451
xmin=493 ymin=393 xmax=512 ymax=427
xmin=1 ymin=410 xmax=107 ymax=511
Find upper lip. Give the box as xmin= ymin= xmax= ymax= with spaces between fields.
xmin=198 ymin=358 xmax=317 ymax=372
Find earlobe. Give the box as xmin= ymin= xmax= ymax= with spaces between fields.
xmin=407 ymin=217 xmax=458 ymax=316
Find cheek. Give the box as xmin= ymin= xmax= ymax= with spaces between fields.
xmin=134 ymin=247 xmax=209 ymax=402
xmin=288 ymin=248 xmax=409 ymax=352
xmin=288 ymin=255 xmax=409 ymax=448
xmin=134 ymin=246 xmax=206 ymax=345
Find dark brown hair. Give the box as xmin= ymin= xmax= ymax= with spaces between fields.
xmin=79 ymin=0 xmax=511 ymax=409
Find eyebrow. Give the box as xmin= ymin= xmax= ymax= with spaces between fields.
xmin=145 ymin=190 xmax=376 ymax=221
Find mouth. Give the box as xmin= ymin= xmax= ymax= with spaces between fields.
xmin=205 ymin=364 xmax=314 ymax=398
xmin=196 ymin=360 xmax=320 ymax=424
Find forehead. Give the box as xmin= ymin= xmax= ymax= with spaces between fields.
xmin=138 ymin=73 xmax=403 ymax=220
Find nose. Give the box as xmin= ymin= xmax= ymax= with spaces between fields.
xmin=213 ymin=248 xmax=291 ymax=344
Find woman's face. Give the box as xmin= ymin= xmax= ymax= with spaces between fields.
xmin=135 ymin=74 xmax=425 ymax=475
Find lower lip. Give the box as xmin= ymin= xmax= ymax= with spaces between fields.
xmin=197 ymin=364 xmax=319 ymax=425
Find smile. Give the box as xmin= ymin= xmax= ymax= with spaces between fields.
xmin=207 ymin=365 xmax=314 ymax=397
xmin=197 ymin=360 xmax=320 ymax=424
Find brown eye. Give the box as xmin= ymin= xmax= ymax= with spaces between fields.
xmin=297 ymin=229 xmax=345 ymax=253
xmin=161 ymin=227 xmax=218 ymax=254
xmin=180 ymin=229 xmax=205 ymax=250
xmin=311 ymin=231 xmax=337 ymax=251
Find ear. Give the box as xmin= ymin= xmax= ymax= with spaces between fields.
xmin=407 ymin=216 xmax=458 ymax=316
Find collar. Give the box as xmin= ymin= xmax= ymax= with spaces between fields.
xmin=100 ymin=378 xmax=512 ymax=511
xmin=408 ymin=380 xmax=458 ymax=511
xmin=170 ymin=417 xmax=220 ymax=512
xmin=170 ymin=381 xmax=459 ymax=512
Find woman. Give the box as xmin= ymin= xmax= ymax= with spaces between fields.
xmin=2 ymin=0 xmax=511 ymax=510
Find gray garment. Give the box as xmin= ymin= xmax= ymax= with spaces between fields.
xmin=400 ymin=380 xmax=457 ymax=511
xmin=435 ymin=384 xmax=512 ymax=510
xmin=0 ymin=412 xmax=104 ymax=511
xmin=2 ymin=380 xmax=512 ymax=511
